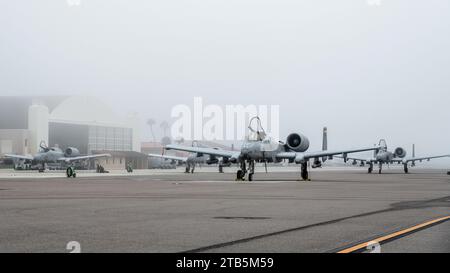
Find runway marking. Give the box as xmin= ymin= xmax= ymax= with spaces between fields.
xmin=183 ymin=196 xmax=449 ymax=253
xmin=337 ymin=215 xmax=450 ymax=253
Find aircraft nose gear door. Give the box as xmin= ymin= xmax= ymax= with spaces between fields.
xmin=248 ymin=160 xmax=255 ymax=181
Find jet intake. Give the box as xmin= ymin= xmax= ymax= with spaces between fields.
xmin=286 ymin=133 xmax=310 ymax=152
xmin=65 ymin=147 xmax=80 ymax=157
xmin=394 ymin=147 xmax=406 ymax=158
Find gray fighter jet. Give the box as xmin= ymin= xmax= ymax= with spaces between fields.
xmin=149 ymin=142 xmax=231 ymax=173
xmin=343 ymin=139 xmax=450 ymax=174
xmin=148 ymin=152 xmax=230 ymax=173
xmin=165 ymin=117 xmax=380 ymax=181
xmin=4 ymin=141 xmax=111 ymax=174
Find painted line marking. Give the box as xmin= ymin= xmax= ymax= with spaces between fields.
xmin=337 ymin=215 xmax=450 ymax=253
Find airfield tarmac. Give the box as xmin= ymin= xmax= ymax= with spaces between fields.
xmin=0 ymin=167 xmax=449 ymax=253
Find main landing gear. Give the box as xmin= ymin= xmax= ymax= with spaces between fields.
xmin=404 ymin=164 xmax=409 ymax=174
xmin=235 ymin=160 xmax=311 ymax=182
xmin=185 ymin=164 xmax=195 ymax=173
xmin=300 ymin=162 xmax=310 ymax=181
xmin=218 ymin=162 xmax=231 ymax=173
xmin=66 ymin=166 xmax=76 ymax=178
xmin=236 ymin=161 xmax=247 ymax=181
xmin=368 ymin=162 xmax=383 ymax=174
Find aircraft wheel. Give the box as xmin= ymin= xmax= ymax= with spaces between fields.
xmin=301 ymin=171 xmax=309 ymax=181
xmin=300 ymin=163 xmax=309 ymax=181
xmin=73 ymin=173 xmax=76 ymax=178
xmin=236 ymin=170 xmax=244 ymax=181
xmin=66 ymin=167 xmax=74 ymax=178
xmin=379 ymin=169 xmax=382 ymax=174
xmin=248 ymin=173 xmax=253 ymax=181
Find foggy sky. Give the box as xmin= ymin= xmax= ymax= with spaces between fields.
xmin=1 ymin=0 xmax=449 ymax=164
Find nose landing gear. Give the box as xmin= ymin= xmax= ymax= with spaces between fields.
xmin=236 ymin=169 xmax=245 ymax=180
xmin=236 ymin=160 xmax=256 ymax=181
xmin=300 ymin=162 xmax=310 ymax=181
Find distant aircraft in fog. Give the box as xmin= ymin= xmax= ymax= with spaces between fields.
xmin=165 ymin=117 xmax=380 ymax=181
xmin=148 ymin=142 xmax=231 ymax=173
xmin=4 ymin=141 xmax=111 ymax=173
xmin=342 ymin=140 xmax=450 ymax=174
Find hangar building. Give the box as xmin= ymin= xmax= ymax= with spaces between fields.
xmin=0 ymin=96 xmax=145 ymax=169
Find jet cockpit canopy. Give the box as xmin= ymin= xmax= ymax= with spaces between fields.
xmin=247 ymin=116 xmax=267 ymax=142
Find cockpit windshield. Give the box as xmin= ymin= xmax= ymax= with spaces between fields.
xmin=379 ymin=139 xmax=388 ymax=151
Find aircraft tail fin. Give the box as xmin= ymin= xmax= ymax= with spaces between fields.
xmin=322 ymin=127 xmax=328 ymax=151
xmin=322 ymin=127 xmax=328 ymax=162
xmin=412 ymin=144 xmax=416 ymax=158
xmin=373 ymin=145 xmax=380 ymax=157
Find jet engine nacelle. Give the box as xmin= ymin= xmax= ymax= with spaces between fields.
xmin=286 ymin=133 xmax=310 ymax=152
xmin=65 ymin=147 xmax=80 ymax=157
xmin=394 ymin=147 xmax=406 ymax=158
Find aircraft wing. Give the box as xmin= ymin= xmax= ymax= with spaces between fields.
xmin=165 ymin=144 xmax=239 ymax=158
xmin=335 ymin=155 xmax=372 ymax=163
xmin=58 ymin=153 xmax=111 ymax=162
xmin=276 ymin=147 xmax=378 ymax=163
xmin=148 ymin=153 xmax=188 ymax=162
xmin=401 ymin=155 xmax=450 ymax=163
xmin=4 ymin=154 xmax=34 ymax=161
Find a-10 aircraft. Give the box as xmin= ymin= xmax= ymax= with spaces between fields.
xmin=148 ymin=152 xmax=230 ymax=173
xmin=165 ymin=117 xmax=380 ymax=181
xmin=342 ymin=139 xmax=450 ymax=174
xmin=148 ymin=141 xmax=231 ymax=173
xmin=4 ymin=141 xmax=111 ymax=176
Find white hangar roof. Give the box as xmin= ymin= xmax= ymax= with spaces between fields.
xmin=49 ymin=96 xmax=131 ymax=128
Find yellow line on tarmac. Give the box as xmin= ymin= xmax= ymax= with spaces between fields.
xmin=338 ymin=215 xmax=450 ymax=253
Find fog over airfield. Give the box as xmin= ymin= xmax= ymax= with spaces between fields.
xmin=0 ymin=0 xmax=449 ymax=164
